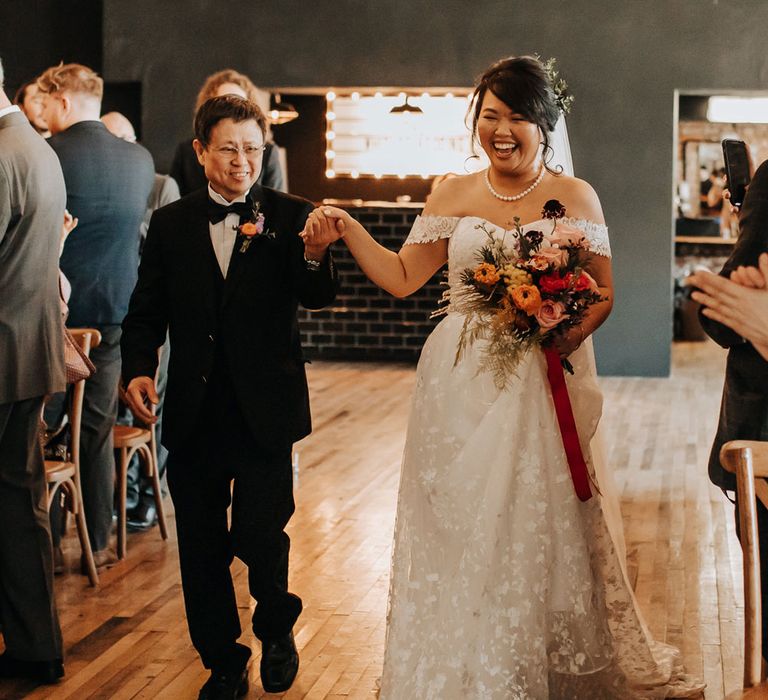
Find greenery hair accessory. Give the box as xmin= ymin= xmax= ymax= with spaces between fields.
xmin=537 ymin=55 xmax=574 ymax=115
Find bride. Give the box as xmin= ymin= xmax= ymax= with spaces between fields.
xmin=303 ymin=56 xmax=704 ymax=699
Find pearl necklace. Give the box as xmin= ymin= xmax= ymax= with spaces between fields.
xmin=484 ymin=165 xmax=545 ymax=202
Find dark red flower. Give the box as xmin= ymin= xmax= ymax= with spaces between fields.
xmin=541 ymin=199 xmax=566 ymax=220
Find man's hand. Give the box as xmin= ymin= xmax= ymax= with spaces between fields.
xmin=125 ymin=376 xmax=159 ymax=424
xmin=300 ymin=207 xmax=346 ymax=260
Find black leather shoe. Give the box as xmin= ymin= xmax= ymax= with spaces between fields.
xmin=198 ymin=666 xmax=248 ymax=700
xmin=0 ymin=652 xmax=64 ymax=684
xmin=260 ymin=632 xmax=299 ymax=693
xmin=127 ymin=501 xmax=158 ymax=532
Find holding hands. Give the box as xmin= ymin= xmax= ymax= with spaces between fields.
xmin=301 ymin=206 xmax=350 ymax=259
xmin=688 ymin=253 xmax=768 ymax=359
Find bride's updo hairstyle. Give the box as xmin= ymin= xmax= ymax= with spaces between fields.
xmin=469 ymin=56 xmax=561 ymax=169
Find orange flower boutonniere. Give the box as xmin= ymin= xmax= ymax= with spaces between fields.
xmin=236 ymin=202 xmax=275 ymax=253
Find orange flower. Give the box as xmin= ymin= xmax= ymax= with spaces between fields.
xmin=510 ymin=284 xmax=542 ymax=315
xmin=474 ymin=262 xmax=500 ymax=286
xmin=240 ymin=222 xmax=259 ymax=237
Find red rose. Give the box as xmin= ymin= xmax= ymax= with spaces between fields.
xmin=539 ymin=272 xmax=571 ymax=294
xmin=573 ymin=271 xmax=599 ymax=293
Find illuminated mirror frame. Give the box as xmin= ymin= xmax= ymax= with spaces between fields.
xmin=324 ymin=90 xmax=485 ymax=180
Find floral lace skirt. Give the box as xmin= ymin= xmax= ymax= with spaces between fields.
xmin=379 ymin=315 xmax=705 ymax=700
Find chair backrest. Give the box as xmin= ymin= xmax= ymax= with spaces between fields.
xmin=721 ymin=440 xmax=768 ymax=687
xmin=66 ymin=328 xmax=102 ymax=466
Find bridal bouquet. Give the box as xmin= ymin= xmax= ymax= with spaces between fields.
xmin=452 ymin=200 xmax=604 ymax=388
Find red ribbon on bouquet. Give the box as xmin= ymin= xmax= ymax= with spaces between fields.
xmin=543 ymin=347 xmax=593 ymax=502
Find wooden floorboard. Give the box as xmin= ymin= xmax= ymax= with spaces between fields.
xmin=0 ymin=340 xmax=746 ymax=698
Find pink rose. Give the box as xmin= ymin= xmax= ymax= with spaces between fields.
xmin=535 ymin=299 xmax=569 ymax=330
xmin=534 ymin=245 xmax=569 ymax=268
xmin=544 ymin=223 xmax=587 ymax=249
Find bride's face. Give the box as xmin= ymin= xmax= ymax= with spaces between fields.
xmin=477 ymin=90 xmax=541 ymax=176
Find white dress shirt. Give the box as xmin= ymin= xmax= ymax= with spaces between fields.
xmin=207 ymin=184 xmax=246 ymax=278
xmin=0 ymin=105 xmax=21 ymax=120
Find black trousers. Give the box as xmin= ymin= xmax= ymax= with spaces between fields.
xmin=166 ymin=368 xmax=302 ymax=671
xmin=0 ymin=397 xmax=63 ymax=660
xmin=734 ymin=493 xmax=768 ymax=655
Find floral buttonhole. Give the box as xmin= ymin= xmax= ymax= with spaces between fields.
xmin=236 ymin=202 xmax=276 ymax=253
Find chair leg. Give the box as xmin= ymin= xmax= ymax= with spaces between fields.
xmin=146 ymin=444 xmax=169 ymax=541
xmin=71 ymin=483 xmax=99 ymax=586
xmin=117 ymin=446 xmax=128 ymax=560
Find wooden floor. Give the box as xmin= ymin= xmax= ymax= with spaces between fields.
xmin=0 ymin=341 xmax=746 ymax=699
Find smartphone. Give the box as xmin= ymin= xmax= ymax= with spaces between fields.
xmin=722 ymin=138 xmax=751 ymax=208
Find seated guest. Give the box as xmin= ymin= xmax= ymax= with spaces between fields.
xmin=170 ymin=69 xmax=285 ymax=195
xmin=13 ymin=79 xmax=50 ymax=137
xmin=37 ymin=62 xmax=155 ymax=569
xmin=101 ymin=110 xmax=178 ymax=530
xmin=0 ymin=56 xmax=65 ymax=684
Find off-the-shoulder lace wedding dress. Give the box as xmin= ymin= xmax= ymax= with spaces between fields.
xmin=379 ymin=216 xmax=704 ymax=699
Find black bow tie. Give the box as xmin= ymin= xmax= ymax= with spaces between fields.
xmin=206 ymin=198 xmax=253 ymax=224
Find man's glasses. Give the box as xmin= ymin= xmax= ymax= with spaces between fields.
xmin=210 ymin=144 xmax=266 ymax=157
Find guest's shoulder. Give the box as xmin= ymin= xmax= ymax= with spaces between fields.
xmin=112 ymin=135 xmax=154 ymax=169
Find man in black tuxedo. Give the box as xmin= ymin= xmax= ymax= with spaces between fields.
xmin=37 ymin=63 xmax=155 ymax=565
xmin=121 ymin=95 xmax=337 ymax=700
xmin=698 ymin=158 xmax=768 ymax=653
xmin=0 ymin=57 xmax=65 ymax=684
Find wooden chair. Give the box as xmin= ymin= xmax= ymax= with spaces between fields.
xmin=114 ymin=392 xmax=168 ymax=560
xmin=721 ymin=440 xmax=768 ymax=696
xmin=45 ymin=328 xmax=100 ymax=587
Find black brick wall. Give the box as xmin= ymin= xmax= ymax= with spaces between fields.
xmin=298 ymin=207 xmax=445 ymax=362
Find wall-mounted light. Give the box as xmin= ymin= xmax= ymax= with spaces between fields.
xmin=389 ymin=95 xmax=423 ymax=116
xmin=268 ymin=93 xmax=299 ymax=125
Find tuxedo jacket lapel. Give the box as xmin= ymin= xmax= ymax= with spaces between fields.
xmin=185 ymin=193 xmax=223 ymax=319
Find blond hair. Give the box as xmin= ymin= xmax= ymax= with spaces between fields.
xmin=37 ymin=62 xmax=103 ymax=100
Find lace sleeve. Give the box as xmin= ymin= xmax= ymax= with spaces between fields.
xmin=403 ymin=215 xmax=460 ymax=246
xmin=561 ymin=217 xmax=611 ymax=258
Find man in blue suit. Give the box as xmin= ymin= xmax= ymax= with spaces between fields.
xmin=38 ymin=63 xmax=155 ymax=566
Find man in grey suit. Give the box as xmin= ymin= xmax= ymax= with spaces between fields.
xmin=0 ymin=57 xmax=66 ymax=684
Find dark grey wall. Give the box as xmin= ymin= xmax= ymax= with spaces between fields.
xmin=103 ymin=0 xmax=768 ymax=376
xmin=0 ymin=0 xmax=102 ymax=95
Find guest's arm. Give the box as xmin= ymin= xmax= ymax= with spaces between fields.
xmin=690 ymin=253 xmax=768 ymax=360
xmin=0 ymin=165 xmax=10 ymax=246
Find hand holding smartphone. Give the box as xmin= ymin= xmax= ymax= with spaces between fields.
xmin=722 ymin=139 xmax=752 ymax=209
